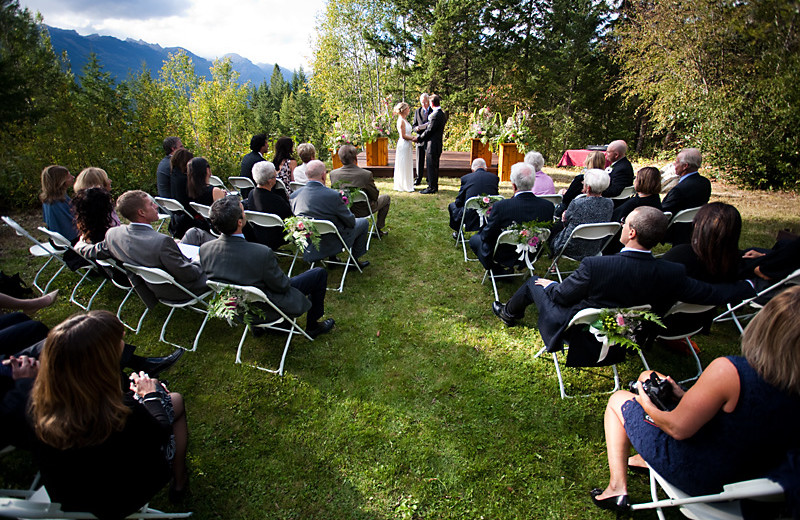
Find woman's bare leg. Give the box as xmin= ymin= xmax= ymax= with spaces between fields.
xmin=0 ymin=291 xmax=58 ymax=315
xmin=595 ymin=390 xmax=635 ymax=500
xmin=169 ymin=392 xmax=189 ymax=491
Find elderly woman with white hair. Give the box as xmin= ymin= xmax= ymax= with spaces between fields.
xmin=524 ymin=151 xmax=555 ymax=195
xmin=549 ymin=168 xmax=613 ymax=260
xmin=245 ymin=161 xmax=293 ymax=249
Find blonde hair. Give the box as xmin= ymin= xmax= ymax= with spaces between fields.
xmin=584 ymin=151 xmax=606 ymax=170
xmin=297 ymin=143 xmax=316 ymax=164
xmin=30 ymin=311 xmax=130 ymax=450
xmin=40 ymin=165 xmax=71 ymax=203
xmin=74 ymin=167 xmax=111 ymax=191
xmin=741 ymin=286 xmax=800 ymax=395
xmin=393 ymin=102 xmax=410 ymax=117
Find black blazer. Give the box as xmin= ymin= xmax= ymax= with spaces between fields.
xmin=604 ymin=157 xmax=635 ymax=198
xmin=245 ymin=187 xmax=293 ymax=250
xmin=240 ymin=151 xmax=265 ymax=180
xmin=451 ymin=168 xmax=500 ymax=231
xmin=661 ymin=173 xmax=711 ymax=214
xmin=417 ymin=108 xmax=447 ymax=153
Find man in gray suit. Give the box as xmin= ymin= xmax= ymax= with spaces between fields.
xmin=290 ymin=160 xmax=370 ymax=268
xmin=200 ymin=196 xmax=334 ymax=338
xmin=77 ymin=190 xmax=209 ymax=307
xmin=329 ymin=145 xmax=390 ymax=235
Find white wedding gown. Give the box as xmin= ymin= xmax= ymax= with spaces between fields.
xmin=393 ymin=118 xmax=415 ymax=192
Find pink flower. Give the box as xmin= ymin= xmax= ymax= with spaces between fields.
xmin=485 ymin=208 xmax=491 ymax=215
xmin=297 ymin=222 xmax=305 ymax=230
xmin=482 ymin=196 xmax=490 ymax=204
xmin=521 ymin=229 xmax=530 ymax=237
xmin=616 ymin=314 xmax=625 ymax=327
xmin=342 ymin=196 xmax=349 ymax=204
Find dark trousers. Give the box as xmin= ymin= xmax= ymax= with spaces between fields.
xmin=0 ymin=313 xmax=49 ymax=358
xmin=505 ymin=276 xmax=546 ymax=319
xmin=290 ymin=267 xmax=328 ymax=324
xmin=416 ymin=144 xmax=426 ymax=182
xmin=426 ymin=145 xmax=440 ymax=190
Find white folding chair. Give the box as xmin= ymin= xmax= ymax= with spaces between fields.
xmin=188 ymin=202 xmax=219 ymax=237
xmin=546 ymin=222 xmax=622 ymax=282
xmin=306 ymin=219 xmax=363 ymax=292
xmin=96 ymin=258 xmax=150 ymax=334
xmin=228 ymin=176 xmax=256 ymax=195
xmin=482 ymin=228 xmax=550 ymax=301
xmin=37 ymin=227 xmax=107 ymax=311
xmin=244 ymin=210 xmax=299 ymax=274
xmin=206 ymin=281 xmax=314 ymax=376
xmin=289 ymin=181 xmax=306 ymax=192
xmin=656 ymin=302 xmax=715 ymax=383
xmin=631 ymin=467 xmax=786 ymax=520
xmin=348 ymin=189 xmax=381 ymax=250
xmin=274 ymin=178 xmax=287 ymax=193
xmin=714 ymin=268 xmax=800 ymax=334
xmin=661 ymin=206 xmax=703 ymax=246
xmin=455 ymin=195 xmax=503 ymax=262
xmin=534 ymin=306 xmax=652 ymax=399
xmin=610 ymin=185 xmax=636 ymax=201
xmin=538 ymin=194 xmax=562 ymax=207
xmin=208 ymin=174 xmax=226 ymax=190
xmin=122 ymin=264 xmax=212 ymax=352
xmin=662 ymin=211 xmax=673 ymax=222
xmin=2 ymin=216 xmax=68 ymax=294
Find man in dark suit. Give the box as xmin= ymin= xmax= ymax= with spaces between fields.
xmin=329 ymin=145 xmax=390 ymax=235
xmin=557 ymin=139 xmax=634 ymax=215
xmin=469 ymin=162 xmax=555 ymax=273
xmin=412 ymin=93 xmax=431 ymax=185
xmin=240 ymin=133 xmax=268 ymax=180
xmin=200 ymin=196 xmax=334 ymax=338
xmin=448 ymin=158 xmax=499 ymax=233
xmin=290 ymin=160 xmax=370 ymax=267
xmin=245 ymin=161 xmax=293 ymax=250
xmin=661 ymin=147 xmax=711 ymax=244
xmin=156 ymin=136 xmax=182 ymax=197
xmin=492 ymin=206 xmax=755 ymax=366
xmin=416 ymin=94 xmax=447 ymax=194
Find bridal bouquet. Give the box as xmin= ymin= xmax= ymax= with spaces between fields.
xmin=587 ymin=308 xmax=665 ymax=355
xmin=506 ymin=220 xmax=552 ymax=268
xmin=208 ymin=287 xmax=266 ymax=327
xmin=466 ymin=106 xmax=498 ymax=144
xmin=283 ymin=216 xmax=320 ymax=251
xmin=493 ymin=107 xmax=534 ymax=154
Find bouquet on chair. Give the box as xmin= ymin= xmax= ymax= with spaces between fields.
xmin=475 ymin=194 xmax=503 ymax=223
xmin=331 ymin=181 xmax=360 ymax=209
xmin=208 ymin=287 xmax=266 ymax=327
xmin=588 ymin=308 xmax=665 ymax=360
xmin=506 ymin=220 xmax=552 ymax=269
xmin=283 ymin=216 xmax=320 ymax=251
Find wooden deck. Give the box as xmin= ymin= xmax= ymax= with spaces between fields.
xmin=354 ymin=149 xmax=499 ymax=178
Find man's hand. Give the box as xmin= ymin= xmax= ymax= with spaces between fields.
xmin=535 ymin=278 xmax=555 ymax=288
xmin=2 ymin=356 xmax=39 ymax=380
xmin=742 ymin=250 xmax=766 ymax=259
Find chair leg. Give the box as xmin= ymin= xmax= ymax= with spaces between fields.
xmin=678 ymin=338 xmax=704 ymax=384
xmin=490 ymin=270 xmax=500 ymax=301
xmin=160 ymin=307 xmax=209 ymax=352
xmin=552 ymin=353 xmax=568 ymax=399
xmin=117 ymin=288 xmax=150 ymax=334
xmin=70 ymin=269 xmax=107 ymax=311
xmin=287 ymin=250 xmax=300 ymax=277
xmin=35 ymin=257 xmax=66 ymax=294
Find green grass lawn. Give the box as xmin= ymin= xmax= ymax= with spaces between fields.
xmin=1 ymin=173 xmax=798 ymax=519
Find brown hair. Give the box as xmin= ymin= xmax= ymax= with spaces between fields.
xmin=115 ymin=190 xmax=150 ymax=221
xmin=74 ymin=167 xmax=111 ymax=191
xmin=40 ymin=165 xmax=71 ymax=203
xmin=634 ymin=167 xmax=661 ymax=196
xmin=741 ymin=286 xmax=800 ymax=395
xmin=30 ymin=311 xmax=130 ymax=450
xmin=296 ymin=143 xmax=316 ymax=164
xmin=584 ymin=151 xmax=606 ymax=170
xmin=170 ymin=148 xmax=194 ymax=174
xmin=187 ymin=157 xmax=210 ymax=199
xmin=691 ymin=202 xmax=741 ymax=279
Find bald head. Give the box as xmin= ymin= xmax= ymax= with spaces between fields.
xmin=606 ymin=140 xmax=628 ymax=163
xmin=624 ymin=206 xmax=668 ymax=249
xmin=306 ymin=160 xmax=327 ymax=181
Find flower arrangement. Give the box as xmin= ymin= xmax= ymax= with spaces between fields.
xmin=365 ymin=112 xmax=393 ymax=143
xmin=466 ymin=106 xmax=498 ymax=144
xmin=587 ymin=308 xmax=666 ymax=353
xmin=506 ymin=220 xmax=552 ymax=268
xmin=331 ymin=181 xmax=361 ymax=209
xmin=474 ymin=194 xmax=503 ymax=221
xmin=283 ymin=216 xmax=320 ymax=251
xmin=493 ymin=106 xmax=535 ymax=154
xmin=208 ymin=287 xmax=267 ymax=327
xmin=330 ymin=121 xmax=362 ymax=149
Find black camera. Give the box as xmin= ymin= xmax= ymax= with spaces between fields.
xmin=628 ymin=372 xmax=681 ymax=411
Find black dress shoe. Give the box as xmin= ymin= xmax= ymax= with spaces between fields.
xmin=357 ymin=260 xmax=370 ymax=269
xmin=138 ymin=348 xmax=184 ymax=377
xmin=307 ymin=318 xmax=335 ymax=338
xmin=590 ymin=488 xmax=630 ymax=513
xmin=420 ymin=187 xmax=437 ymax=194
xmin=414 ymin=178 xmax=422 ymax=185
xmin=492 ymin=301 xmax=517 ymax=327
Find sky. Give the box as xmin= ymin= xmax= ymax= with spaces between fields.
xmin=20 ymin=0 xmax=328 ymax=71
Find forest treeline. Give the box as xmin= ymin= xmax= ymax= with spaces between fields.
xmin=1 ymin=0 xmax=798 ymax=210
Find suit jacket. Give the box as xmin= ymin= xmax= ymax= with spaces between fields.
xmin=329 ymin=163 xmax=380 ymax=219
xmin=604 ymin=157 xmax=635 ymax=198
xmin=661 ymin=173 xmax=712 ymax=214
xmin=417 ymin=107 xmax=447 ymax=154
xmin=290 ymin=181 xmax=357 ymax=261
xmin=77 ymin=224 xmax=208 ymax=306
xmin=240 ymin=151 xmax=265 ymax=180
xmin=412 ymin=106 xmax=430 ymax=133
xmin=200 ymin=235 xmax=311 ymax=318
xmin=245 ymin=187 xmax=293 ymax=249
xmin=156 ymin=155 xmax=171 ymax=197
xmin=536 ymin=250 xmax=755 ymax=364
xmin=472 ymin=192 xmax=555 ymax=267
xmin=450 ymin=168 xmax=500 ymax=231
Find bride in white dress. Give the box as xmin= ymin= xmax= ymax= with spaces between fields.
xmin=393 ymin=102 xmax=417 ymax=192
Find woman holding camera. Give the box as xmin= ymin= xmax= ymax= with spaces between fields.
xmin=590 ymin=286 xmax=800 ymax=513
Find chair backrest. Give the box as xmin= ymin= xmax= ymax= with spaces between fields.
xmin=566 ymin=222 xmax=622 ymax=242
xmin=228 ymin=176 xmax=256 ymax=190
xmin=662 ymin=211 xmax=673 ymax=221
xmin=669 ymin=206 xmax=702 ymax=226
xmin=464 ymin=195 xmax=503 ymax=211
xmin=244 ymin=210 xmax=285 ymax=229
xmin=610 ymin=185 xmax=636 ymax=200
xmin=154 ymin=197 xmax=192 ymax=217
xmin=311 ymin=219 xmax=340 ymax=238
xmin=538 ymin=194 xmax=562 ymax=206
xmin=274 ymin=178 xmax=287 ymax=192
xmin=189 ymin=202 xmax=211 ymax=219
xmin=349 ymin=190 xmax=368 ymax=204
xmin=663 ymin=301 xmax=716 ymax=318
xmin=494 ymin=227 xmax=552 ymax=267
xmin=208 ymin=175 xmax=226 ymax=189
xmin=36 ymin=227 xmax=72 ymax=249
xmin=3 ymin=217 xmax=47 ymax=247
xmin=289 ymin=181 xmax=306 ymax=192
xmin=122 ymin=263 xmax=204 ymax=304
xmin=567 ymin=305 xmax=651 ymax=328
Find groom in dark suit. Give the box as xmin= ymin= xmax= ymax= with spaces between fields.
xmin=416 ymin=94 xmax=447 ymax=194
xmin=492 ymin=206 xmax=755 ymax=366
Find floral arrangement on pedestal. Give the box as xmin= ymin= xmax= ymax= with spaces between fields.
xmin=506 ymin=220 xmax=552 ymax=269
xmin=365 ymin=113 xmax=394 ymax=143
xmin=208 ymin=287 xmax=267 ymax=327
xmin=330 ymin=121 xmax=362 ymax=150
xmin=283 ymin=216 xmax=321 ymax=251
xmin=466 ymin=106 xmax=499 ymax=144
xmin=587 ymin=308 xmax=665 ymax=362
xmin=493 ymin=107 xmax=534 ymax=154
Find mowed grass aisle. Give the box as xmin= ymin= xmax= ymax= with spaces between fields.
xmin=1 ymin=175 xmax=797 ymax=519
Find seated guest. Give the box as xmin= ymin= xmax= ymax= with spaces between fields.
xmin=74 ymin=167 xmax=121 ymax=226
xmin=661 ymin=147 xmax=711 ymax=244
xmin=293 ymin=143 xmax=316 ymax=184
xmin=272 ymin=136 xmax=297 ymax=194
xmin=492 ymin=207 xmax=755 ymax=366
xmin=604 ymin=167 xmax=663 ymax=255
xmin=330 ymin=144 xmax=391 ymax=236
xmin=290 ymin=160 xmax=370 ymax=267
xmin=157 ymin=136 xmax=182 ymax=197
xmin=200 ymin=196 xmax=334 ymax=338
xmin=169 ymin=148 xmax=194 ymax=207
xmin=240 ymin=133 xmax=268 ymax=180
xmin=549 ymin=168 xmax=614 ymax=261
xmin=525 ymin=151 xmax=555 ymax=195
xmin=557 ymin=150 xmax=606 ymax=218
xmin=469 ymin=162 xmax=554 ymax=274
xmin=741 ymin=235 xmax=800 ymax=282
xmin=167 ymin=149 xmax=212 ymax=238
xmin=40 ymin=165 xmax=77 ymax=242
xmin=245 ymin=161 xmax=293 ymax=250
xmin=0 ymin=292 xmax=56 ymax=356
xmin=602 ymin=139 xmax=635 ymax=200
xmin=590 ymin=286 xmax=800 ymax=514
xmin=187 ymin=157 xmax=225 ymax=206
xmin=72 ymin=187 xmax=117 ymax=245
xmin=448 ymin=158 xmax=499 ymax=234
xmin=30 ymin=311 xmax=189 ymax=518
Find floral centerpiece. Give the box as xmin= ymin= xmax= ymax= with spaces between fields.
xmin=506 ymin=220 xmax=552 ymax=269
xmin=493 ymin=107 xmax=534 ymax=154
xmin=331 ymin=181 xmax=361 ymax=209
xmin=208 ymin=287 xmax=267 ymax=327
xmin=587 ymin=308 xmax=665 ymax=362
xmin=474 ymin=194 xmax=503 ymax=224
xmin=283 ymin=216 xmax=320 ymax=251
xmin=330 ymin=121 xmax=362 ymax=149
xmin=365 ymin=113 xmax=393 ymax=143
xmin=466 ymin=106 xmax=498 ymax=144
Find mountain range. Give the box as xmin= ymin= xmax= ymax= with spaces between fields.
xmin=45 ymin=25 xmax=294 ymax=86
